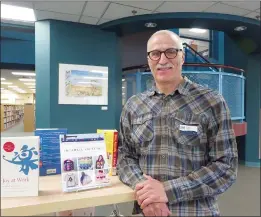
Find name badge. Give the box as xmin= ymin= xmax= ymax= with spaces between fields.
xmin=179 ymin=125 xmax=198 ymax=135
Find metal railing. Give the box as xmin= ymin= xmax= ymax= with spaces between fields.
xmin=122 ymin=63 xmax=245 ymax=122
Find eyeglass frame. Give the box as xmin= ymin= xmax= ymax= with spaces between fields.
xmin=147 ymin=48 xmax=183 ymax=61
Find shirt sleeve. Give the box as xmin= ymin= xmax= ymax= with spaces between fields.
xmin=163 ymin=94 xmax=238 ymax=204
xmin=117 ymin=103 xmax=147 ymax=190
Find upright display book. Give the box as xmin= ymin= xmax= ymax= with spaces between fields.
xmin=1 ymin=136 xmax=40 ymax=197
xmin=35 ymin=128 xmax=67 ymax=176
xmin=60 ymin=134 xmax=110 ymax=192
xmin=96 ymin=129 xmax=118 ymax=176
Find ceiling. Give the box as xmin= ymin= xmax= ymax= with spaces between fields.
xmin=1 ymin=69 xmax=35 ymax=94
xmin=1 ymin=1 xmax=260 ymax=25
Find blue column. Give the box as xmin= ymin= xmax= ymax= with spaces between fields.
xmin=245 ymin=53 xmax=261 ymax=167
xmin=35 ymin=21 xmax=51 ymax=128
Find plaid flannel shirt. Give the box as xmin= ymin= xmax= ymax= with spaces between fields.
xmin=117 ymin=76 xmax=238 ymax=216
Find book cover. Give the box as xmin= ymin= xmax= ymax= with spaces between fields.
xmin=60 ymin=134 xmax=111 ymax=193
xmin=96 ymin=129 xmax=118 ymax=176
xmin=1 ymin=136 xmax=40 ymax=197
xmin=35 ymin=128 xmax=67 ymax=176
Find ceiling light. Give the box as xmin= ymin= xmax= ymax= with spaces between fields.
xmin=12 ymin=72 xmax=36 ymax=76
xmin=122 ymin=79 xmax=125 ymax=81
xmin=234 ymin=26 xmax=247 ymax=31
xmin=189 ymin=28 xmax=207 ymax=33
xmin=19 ymin=78 xmax=35 ymax=82
xmin=1 ymin=82 xmax=13 ymax=85
xmin=145 ymin=22 xmax=157 ymax=28
xmin=12 ymin=87 xmax=27 ymax=93
xmin=1 ymin=78 xmax=6 ymax=81
xmin=8 ymin=86 xmax=18 ymax=88
xmin=1 ymin=4 xmax=36 ymax=22
xmin=24 ymin=83 xmax=35 ymax=85
xmin=28 ymin=86 xmax=35 ymax=89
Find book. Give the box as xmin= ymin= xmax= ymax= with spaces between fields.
xmin=1 ymin=136 xmax=40 ymax=197
xmin=60 ymin=133 xmax=111 ymax=192
xmin=96 ymin=129 xmax=118 ymax=176
xmin=35 ymin=128 xmax=67 ymax=176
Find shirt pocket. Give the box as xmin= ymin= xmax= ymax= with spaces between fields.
xmin=170 ymin=112 xmax=206 ymax=159
xmin=132 ymin=113 xmax=154 ymax=147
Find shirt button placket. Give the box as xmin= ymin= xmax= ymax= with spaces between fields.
xmin=160 ymin=153 xmax=168 ymax=181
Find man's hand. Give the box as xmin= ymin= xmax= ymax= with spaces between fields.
xmin=142 ymin=202 xmax=171 ymax=217
xmin=135 ymin=174 xmax=168 ymax=209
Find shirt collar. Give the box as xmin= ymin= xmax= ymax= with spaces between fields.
xmin=147 ymin=76 xmax=191 ymax=97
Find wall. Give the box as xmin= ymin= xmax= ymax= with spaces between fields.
xmin=35 ymin=20 xmax=121 ymax=133
xmin=0 ymin=24 xmax=35 ymax=65
xmin=245 ymin=53 xmax=261 ymax=166
xmin=224 ymin=34 xmax=248 ymax=72
xmin=224 ymin=33 xmax=260 ymax=166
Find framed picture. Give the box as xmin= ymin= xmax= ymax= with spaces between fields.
xmin=59 ymin=63 xmax=108 ymax=105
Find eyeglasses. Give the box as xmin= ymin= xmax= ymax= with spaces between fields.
xmin=147 ymin=48 xmax=183 ymax=61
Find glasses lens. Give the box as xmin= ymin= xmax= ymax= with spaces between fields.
xmin=149 ymin=50 xmax=161 ymax=60
xmin=165 ymin=49 xmax=178 ymax=59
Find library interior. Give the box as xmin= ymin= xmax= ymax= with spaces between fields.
xmin=1 ymin=1 xmax=260 ymax=217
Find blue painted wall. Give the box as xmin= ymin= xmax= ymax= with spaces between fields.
xmin=35 ymin=20 xmax=122 ymax=133
xmin=224 ymin=33 xmax=260 ymax=166
xmin=245 ymin=53 xmax=261 ymax=166
xmin=0 ymin=25 xmax=35 ymax=65
xmin=212 ymin=31 xmax=224 ymax=64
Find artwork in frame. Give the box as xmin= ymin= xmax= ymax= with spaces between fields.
xmin=59 ymin=63 xmax=108 ymax=105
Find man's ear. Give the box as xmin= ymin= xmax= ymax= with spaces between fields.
xmin=181 ymin=51 xmax=185 ymax=65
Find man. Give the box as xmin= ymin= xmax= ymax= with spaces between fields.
xmin=117 ymin=30 xmax=238 ymax=216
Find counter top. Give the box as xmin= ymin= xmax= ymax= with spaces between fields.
xmin=1 ymin=175 xmax=135 ymax=216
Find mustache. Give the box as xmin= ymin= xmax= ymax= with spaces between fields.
xmin=156 ymin=64 xmax=174 ymax=69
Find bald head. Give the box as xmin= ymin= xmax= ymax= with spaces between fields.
xmin=147 ymin=30 xmax=183 ymax=52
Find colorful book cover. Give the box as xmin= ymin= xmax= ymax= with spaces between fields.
xmin=1 ymin=136 xmax=40 ymax=197
xmin=35 ymin=128 xmax=67 ymax=176
xmin=96 ymin=129 xmax=118 ymax=176
xmin=60 ymin=134 xmax=111 ymax=193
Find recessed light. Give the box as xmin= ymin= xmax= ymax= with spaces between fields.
xmin=1 ymin=78 xmax=6 ymax=80
xmin=24 ymin=83 xmax=35 ymax=85
xmin=19 ymin=78 xmax=35 ymax=82
xmin=145 ymin=22 xmax=157 ymax=28
xmin=1 ymin=4 xmax=36 ymax=22
xmin=234 ymin=26 xmax=247 ymax=31
xmin=189 ymin=28 xmax=207 ymax=33
xmin=12 ymin=72 xmax=36 ymax=76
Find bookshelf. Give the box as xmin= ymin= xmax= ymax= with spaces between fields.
xmin=0 ymin=104 xmax=24 ymax=132
xmin=24 ymin=103 xmax=35 ymax=132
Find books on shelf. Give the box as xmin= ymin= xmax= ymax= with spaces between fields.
xmin=1 ymin=136 xmax=40 ymax=197
xmin=60 ymin=133 xmax=111 ymax=193
xmin=97 ymin=129 xmax=118 ymax=176
xmin=35 ymin=128 xmax=68 ymax=176
xmin=1 ymin=104 xmax=24 ymax=131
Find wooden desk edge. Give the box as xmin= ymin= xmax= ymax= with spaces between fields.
xmin=1 ymin=191 xmax=135 ymax=216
